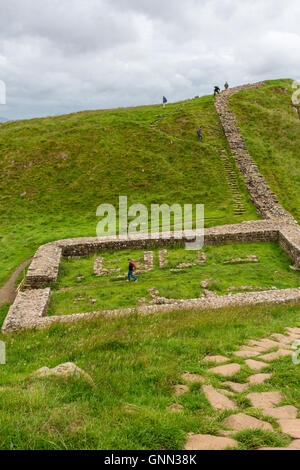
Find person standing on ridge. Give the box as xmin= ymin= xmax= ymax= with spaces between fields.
xmin=163 ymin=96 xmax=168 ymax=109
xmin=214 ymin=86 xmax=221 ymax=97
xmin=127 ymin=259 xmax=138 ymax=282
xmin=224 ymin=81 xmax=229 ymax=90
xmin=197 ymin=127 xmax=203 ymax=141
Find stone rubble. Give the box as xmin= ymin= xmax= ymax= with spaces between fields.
xmin=159 ymin=250 xmax=168 ymax=269
xmin=223 ymin=255 xmax=259 ymax=264
xmin=93 ymin=257 xmax=121 ymax=276
xmin=136 ymin=251 xmax=154 ymax=273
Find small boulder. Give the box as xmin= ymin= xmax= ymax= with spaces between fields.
xmin=33 ymin=362 xmax=94 ymax=386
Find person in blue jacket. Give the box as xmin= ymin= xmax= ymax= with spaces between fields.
xmin=163 ymin=96 xmax=168 ymax=109
xmin=197 ymin=127 xmax=203 ymax=141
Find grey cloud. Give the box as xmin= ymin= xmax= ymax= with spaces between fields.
xmin=0 ymin=0 xmax=299 ymax=120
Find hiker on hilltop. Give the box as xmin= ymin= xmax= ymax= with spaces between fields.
xmin=163 ymin=96 xmax=168 ymax=109
xmin=127 ymin=259 xmax=138 ymax=282
xmin=214 ymin=86 xmax=221 ymax=97
xmin=197 ymin=127 xmax=203 ymax=141
xmin=224 ymin=81 xmax=229 ymax=90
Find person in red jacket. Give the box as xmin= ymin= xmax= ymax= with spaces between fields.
xmin=127 ymin=259 xmax=138 ymax=282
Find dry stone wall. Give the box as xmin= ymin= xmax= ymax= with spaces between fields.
xmin=5 ymin=286 xmax=300 ymax=334
xmin=215 ymin=83 xmax=296 ymax=223
xmin=2 ymin=288 xmax=50 ymax=333
xmin=26 ymin=245 xmax=62 ymax=288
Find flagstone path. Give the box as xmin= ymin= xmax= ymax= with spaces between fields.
xmin=169 ymin=326 xmax=300 ymax=450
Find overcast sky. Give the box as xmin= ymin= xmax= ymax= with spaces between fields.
xmin=0 ymin=0 xmax=299 ymax=120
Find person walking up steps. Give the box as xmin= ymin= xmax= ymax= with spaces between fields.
xmin=214 ymin=86 xmax=221 ymax=97
xmin=224 ymin=81 xmax=229 ymax=90
xmin=197 ymin=127 xmax=203 ymax=141
xmin=163 ymin=96 xmax=168 ymax=109
xmin=127 ymin=259 xmax=138 ymax=282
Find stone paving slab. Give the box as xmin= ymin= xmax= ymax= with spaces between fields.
xmin=263 ymin=406 xmax=298 ymax=420
xmin=203 ymin=355 xmax=229 ymax=363
xmin=181 ymin=372 xmax=205 ymax=383
xmin=269 ymin=333 xmax=295 ymax=345
xmin=221 ymin=413 xmax=273 ymax=432
xmin=234 ymin=350 xmax=259 ymax=358
xmin=184 ymin=433 xmax=238 ymax=450
xmin=209 ymin=363 xmax=241 ymax=377
xmin=248 ymin=373 xmax=273 ymax=385
xmin=241 ymin=345 xmax=267 ymax=353
xmin=287 ymin=440 xmax=300 ymax=450
xmin=245 ymin=359 xmax=268 ymax=371
xmin=173 ymin=385 xmax=189 ymax=397
xmin=259 ymin=349 xmax=292 ymax=362
xmin=217 ymin=388 xmax=235 ymax=397
xmin=286 ymin=327 xmax=300 ymax=335
xmin=278 ymin=419 xmax=300 ymax=439
xmin=247 ymin=392 xmax=283 ymax=409
xmin=202 ymin=385 xmax=237 ymax=411
xmin=223 ymin=382 xmax=249 ymax=393
xmin=248 ymin=339 xmax=281 ymax=350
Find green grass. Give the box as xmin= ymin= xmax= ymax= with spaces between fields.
xmin=229 ymin=79 xmax=300 ymax=222
xmin=48 ymin=242 xmax=300 ymax=315
xmin=0 ymin=301 xmax=300 ymax=450
xmin=0 ymin=93 xmax=258 ymax=289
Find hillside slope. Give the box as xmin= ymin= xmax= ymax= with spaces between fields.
xmin=0 ymin=94 xmax=257 ymax=287
xmin=229 ymin=79 xmax=300 ymax=222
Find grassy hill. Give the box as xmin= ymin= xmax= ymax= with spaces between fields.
xmin=0 ymin=79 xmax=300 ymax=451
xmin=0 ymin=94 xmax=257 ymax=287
